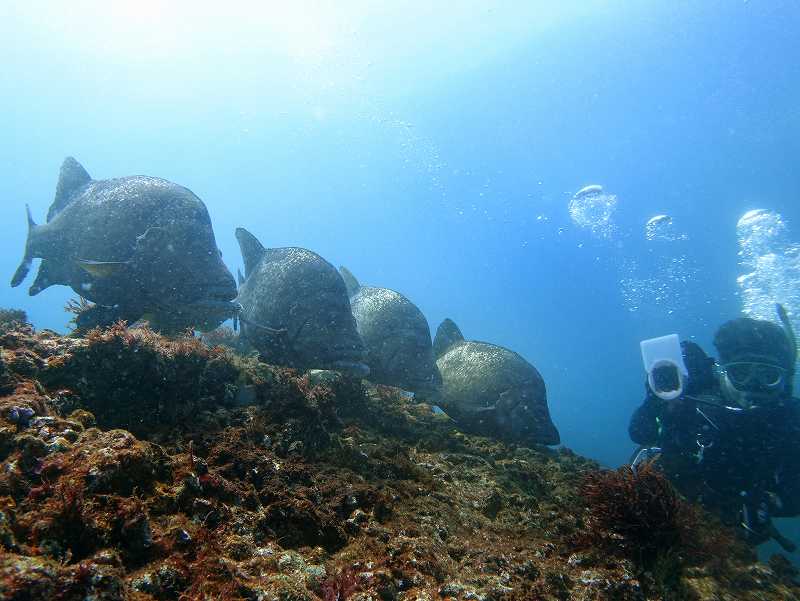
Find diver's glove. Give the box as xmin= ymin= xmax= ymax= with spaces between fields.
xmin=763 ymin=492 xmax=797 ymax=552
xmin=739 ymin=491 xmax=773 ymax=546
xmin=740 ymin=491 xmax=797 ymax=552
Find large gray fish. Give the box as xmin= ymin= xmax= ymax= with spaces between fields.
xmin=433 ymin=319 xmax=560 ymax=445
xmin=11 ymin=158 xmax=238 ymax=332
xmin=339 ymin=267 xmax=441 ymax=395
xmin=235 ymin=228 xmax=368 ymax=376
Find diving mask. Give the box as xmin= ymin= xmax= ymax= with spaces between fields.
xmin=722 ymin=361 xmax=786 ymax=391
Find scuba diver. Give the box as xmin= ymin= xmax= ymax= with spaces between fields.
xmin=629 ymin=304 xmax=800 ymax=551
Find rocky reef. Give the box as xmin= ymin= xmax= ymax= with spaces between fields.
xmin=0 ymin=312 xmax=797 ymax=600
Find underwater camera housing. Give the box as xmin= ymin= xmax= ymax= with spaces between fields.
xmin=641 ymin=334 xmax=689 ymax=401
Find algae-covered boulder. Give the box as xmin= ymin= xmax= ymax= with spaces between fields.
xmin=0 ymin=308 xmax=28 ymax=334
xmin=40 ymin=324 xmax=245 ymax=436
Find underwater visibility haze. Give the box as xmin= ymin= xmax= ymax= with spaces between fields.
xmin=2 ymin=0 xmax=800 ymax=593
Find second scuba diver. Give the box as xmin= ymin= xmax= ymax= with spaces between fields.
xmin=629 ymin=305 xmax=800 ymax=550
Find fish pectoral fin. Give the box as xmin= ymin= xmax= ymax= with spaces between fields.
xmin=496 ymin=389 xmax=524 ymax=413
xmin=76 ymin=259 xmax=130 ymax=278
xmin=133 ymin=226 xmax=174 ymax=258
xmin=240 ymin=316 xmax=288 ymax=337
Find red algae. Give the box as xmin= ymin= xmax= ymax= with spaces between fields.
xmin=0 ymin=315 xmax=796 ymax=600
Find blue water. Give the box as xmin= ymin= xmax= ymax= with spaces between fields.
xmin=2 ymin=0 xmax=800 ymax=556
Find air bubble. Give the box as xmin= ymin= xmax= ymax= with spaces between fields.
xmin=736 ymin=209 xmax=800 ymax=340
xmin=568 ymin=184 xmax=618 ymax=240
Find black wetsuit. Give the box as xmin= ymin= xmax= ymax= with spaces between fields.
xmin=629 ymin=391 xmax=800 ymax=544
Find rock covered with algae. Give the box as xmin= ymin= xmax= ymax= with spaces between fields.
xmin=0 ymin=311 xmax=797 ymax=600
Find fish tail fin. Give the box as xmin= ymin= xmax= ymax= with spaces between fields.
xmin=11 ymin=205 xmax=38 ymax=287
xmin=433 ymin=318 xmax=465 ymax=359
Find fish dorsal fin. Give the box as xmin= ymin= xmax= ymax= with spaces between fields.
xmin=48 ymin=157 xmax=91 ymax=221
xmin=235 ymin=228 xmax=266 ymax=278
xmin=777 ymin=303 xmax=797 ymax=366
xmin=339 ymin=266 xmax=361 ymax=297
xmin=433 ymin=318 xmax=465 ymax=359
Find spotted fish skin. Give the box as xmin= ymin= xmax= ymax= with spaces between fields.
xmin=340 ymin=267 xmax=441 ymax=395
xmin=235 ymin=229 xmax=368 ymax=376
xmin=434 ymin=319 xmax=560 ymax=446
xmin=11 ymin=157 xmax=237 ymax=332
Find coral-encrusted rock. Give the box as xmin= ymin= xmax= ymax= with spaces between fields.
xmin=0 ymin=309 xmax=28 ymax=336
xmin=3 ymin=427 xmax=167 ymax=564
xmin=45 ymin=428 xmax=169 ymax=496
xmin=0 ymin=353 xmax=11 ymax=397
xmin=0 ymin=553 xmax=127 ymax=601
xmin=259 ymin=497 xmax=348 ymax=552
xmin=0 ymin=384 xmax=62 ymax=468
xmin=40 ymin=324 xmax=249 ymax=436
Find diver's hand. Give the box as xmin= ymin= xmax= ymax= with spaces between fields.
xmin=765 ymin=491 xmax=785 ymax=513
xmin=741 ymin=492 xmax=797 ymax=551
xmin=664 ymin=397 xmax=688 ymax=414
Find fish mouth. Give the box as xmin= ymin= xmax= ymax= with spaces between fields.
xmin=329 ymin=360 xmax=370 ymax=378
xmin=328 ymin=344 xmax=367 ymax=361
xmin=204 ymin=284 xmax=238 ymax=302
xmin=403 ymin=367 xmax=443 ymax=394
xmin=185 ymin=298 xmax=241 ymax=315
xmin=323 ymin=344 xmax=370 ymax=377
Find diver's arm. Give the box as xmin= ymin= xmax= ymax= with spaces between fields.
xmin=769 ymin=487 xmax=800 ymax=518
xmin=628 ymin=396 xmax=663 ymax=445
xmin=767 ymin=433 xmax=800 ymax=518
xmin=760 ymin=401 xmax=800 ymax=518
xmin=770 ymin=454 xmax=800 ymax=517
